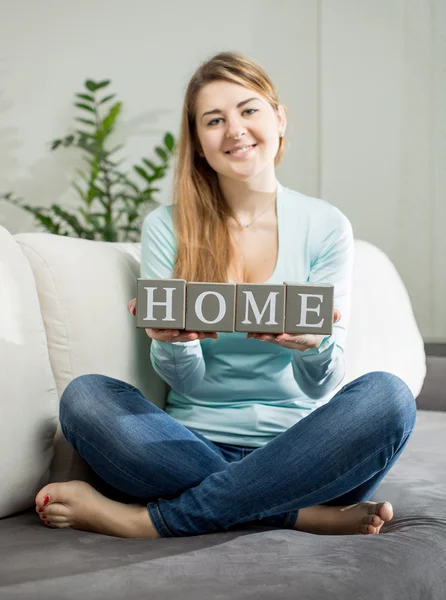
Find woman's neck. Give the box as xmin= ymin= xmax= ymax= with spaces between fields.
xmin=218 ymin=175 xmax=277 ymax=222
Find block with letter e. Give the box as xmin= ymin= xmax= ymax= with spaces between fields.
xmin=136 ymin=278 xmax=186 ymax=329
xmin=284 ymin=282 xmax=334 ymax=335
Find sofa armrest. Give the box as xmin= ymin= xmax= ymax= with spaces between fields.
xmin=416 ymin=355 xmax=446 ymax=412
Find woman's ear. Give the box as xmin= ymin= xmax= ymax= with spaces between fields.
xmin=277 ymin=105 xmax=287 ymax=137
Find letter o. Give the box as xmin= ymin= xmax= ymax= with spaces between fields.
xmin=195 ymin=291 xmax=226 ymax=324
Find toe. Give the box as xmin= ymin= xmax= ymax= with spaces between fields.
xmin=35 ymin=483 xmax=58 ymax=508
xmin=49 ymin=522 xmax=71 ymax=529
xmin=377 ymin=501 xmax=393 ymax=522
xmin=45 ymin=515 xmax=69 ymax=523
xmin=44 ymin=504 xmax=70 ymax=517
xmin=363 ymin=515 xmax=382 ymax=527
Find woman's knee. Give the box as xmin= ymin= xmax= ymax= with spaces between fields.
xmin=59 ymin=373 xmax=110 ymax=425
xmin=358 ymin=371 xmax=417 ymax=431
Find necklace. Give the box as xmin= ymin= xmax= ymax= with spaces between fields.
xmin=232 ymin=197 xmax=276 ymax=230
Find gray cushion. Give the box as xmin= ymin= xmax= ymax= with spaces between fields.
xmin=0 ymin=409 xmax=445 ymax=600
xmin=416 ymin=356 xmax=446 ymax=412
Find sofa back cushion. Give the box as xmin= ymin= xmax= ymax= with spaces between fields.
xmin=344 ymin=239 xmax=426 ymax=397
xmin=14 ymin=233 xmax=167 ymax=485
xmin=0 ymin=226 xmax=59 ymax=518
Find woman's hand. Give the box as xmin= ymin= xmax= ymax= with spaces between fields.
xmin=127 ymin=298 xmax=218 ymax=343
xmin=246 ymin=308 xmax=342 ymax=351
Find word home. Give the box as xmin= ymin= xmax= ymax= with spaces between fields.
xmin=136 ymin=279 xmax=334 ymax=335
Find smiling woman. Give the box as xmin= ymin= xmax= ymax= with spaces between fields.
xmin=35 ymin=51 xmax=416 ymax=542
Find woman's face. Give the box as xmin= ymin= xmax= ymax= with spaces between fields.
xmin=194 ymin=80 xmax=286 ymax=182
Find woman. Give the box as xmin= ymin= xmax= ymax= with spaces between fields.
xmin=35 ymin=51 xmax=416 ymax=539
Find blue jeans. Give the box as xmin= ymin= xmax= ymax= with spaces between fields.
xmin=59 ymin=371 xmax=416 ymax=538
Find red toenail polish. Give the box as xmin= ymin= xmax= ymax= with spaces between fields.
xmin=39 ymin=508 xmax=43 ymax=512
xmin=43 ymin=495 xmax=50 ymax=506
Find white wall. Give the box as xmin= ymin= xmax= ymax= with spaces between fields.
xmin=320 ymin=0 xmax=446 ymax=343
xmin=0 ymin=0 xmax=444 ymax=341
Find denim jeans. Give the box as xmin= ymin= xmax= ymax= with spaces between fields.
xmin=59 ymin=371 xmax=416 ymax=538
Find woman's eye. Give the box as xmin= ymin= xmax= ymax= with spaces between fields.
xmin=207 ymin=108 xmax=258 ymax=127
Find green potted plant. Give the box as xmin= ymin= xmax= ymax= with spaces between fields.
xmin=0 ymin=78 xmax=175 ymax=242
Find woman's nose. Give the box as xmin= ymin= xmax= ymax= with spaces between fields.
xmin=226 ymin=121 xmax=246 ymax=140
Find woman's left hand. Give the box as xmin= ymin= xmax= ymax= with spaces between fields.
xmin=246 ymin=308 xmax=341 ymax=351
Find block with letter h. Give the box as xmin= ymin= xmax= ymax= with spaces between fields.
xmin=136 ymin=279 xmax=334 ymax=335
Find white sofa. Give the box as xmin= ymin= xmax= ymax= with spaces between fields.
xmin=1 ymin=223 xmax=445 ymax=600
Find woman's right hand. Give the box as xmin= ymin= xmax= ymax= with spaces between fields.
xmin=127 ymin=297 xmax=218 ymax=343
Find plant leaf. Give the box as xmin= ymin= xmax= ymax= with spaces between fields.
xmin=112 ymin=172 xmax=140 ymax=193
xmin=75 ymin=102 xmax=95 ymax=113
xmin=101 ymin=102 xmax=122 ymax=135
xmin=20 ymin=205 xmax=63 ymax=234
xmin=120 ymin=226 xmax=140 ymax=233
xmin=51 ymin=205 xmax=87 ymax=237
xmin=155 ymin=146 xmax=168 ymax=162
xmin=90 ymin=183 xmax=107 ymax=197
xmin=75 ymin=130 xmax=97 ymax=140
xmin=72 ymin=182 xmax=88 ymax=202
xmin=141 ymin=159 xmax=158 ymax=173
xmin=75 ymin=117 xmax=96 ymax=126
xmin=63 ymin=135 xmax=75 ymax=146
xmin=79 ymin=208 xmax=102 ymax=231
xmin=99 ymin=94 xmax=116 ymax=105
xmin=164 ymin=132 xmax=174 ymax=151
xmin=133 ymin=165 xmax=153 ymax=184
xmin=75 ymin=93 xmax=95 ymax=102
xmin=85 ymin=80 xmax=98 ymax=92
xmin=75 ymin=168 xmax=90 ymax=183
xmin=96 ymin=80 xmax=111 ymax=90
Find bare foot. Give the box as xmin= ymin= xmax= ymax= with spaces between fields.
xmin=35 ymin=480 xmax=161 ymax=539
xmin=294 ymin=501 xmax=393 ymax=535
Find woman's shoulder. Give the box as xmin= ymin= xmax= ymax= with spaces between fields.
xmin=143 ymin=203 xmax=174 ymax=227
xmin=279 ymin=183 xmax=352 ymax=232
xmin=141 ymin=204 xmax=177 ymax=251
xmin=142 ymin=204 xmax=176 ymax=238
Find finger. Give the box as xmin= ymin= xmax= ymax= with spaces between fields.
xmin=275 ymin=333 xmax=296 ymax=341
xmin=275 ymin=335 xmax=308 ymax=345
xmin=177 ymin=332 xmax=200 ymax=341
xmin=250 ymin=334 xmax=276 ymax=342
xmin=146 ymin=328 xmax=180 ymax=342
xmin=128 ymin=299 xmax=137 ymax=315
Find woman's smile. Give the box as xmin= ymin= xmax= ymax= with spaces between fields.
xmin=225 ymin=144 xmax=257 ymax=158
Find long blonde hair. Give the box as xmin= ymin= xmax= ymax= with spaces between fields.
xmin=171 ymin=51 xmax=287 ymax=282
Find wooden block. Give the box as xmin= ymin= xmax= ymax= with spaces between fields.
xmin=136 ymin=278 xmax=186 ymax=329
xmin=235 ymin=284 xmax=285 ymax=333
xmin=185 ymin=282 xmax=236 ymax=332
xmin=284 ymin=282 xmax=334 ymax=335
